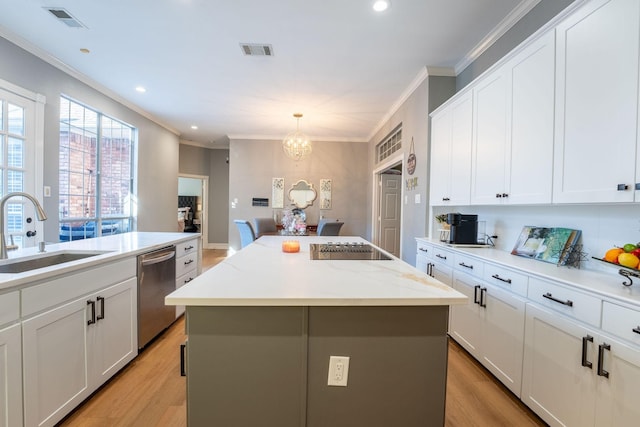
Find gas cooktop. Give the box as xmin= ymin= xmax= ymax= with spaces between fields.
xmin=309 ymin=242 xmax=392 ymax=260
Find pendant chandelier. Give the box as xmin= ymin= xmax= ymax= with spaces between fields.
xmin=282 ymin=113 xmax=312 ymax=161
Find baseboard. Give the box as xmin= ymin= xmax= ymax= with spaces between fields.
xmin=203 ymin=242 xmax=228 ymax=250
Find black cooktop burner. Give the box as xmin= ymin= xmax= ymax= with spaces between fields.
xmin=309 ymin=242 xmax=392 ymax=260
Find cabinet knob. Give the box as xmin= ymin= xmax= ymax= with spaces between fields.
xmin=617 ymin=184 xmax=629 ymax=191
xmin=442 ymin=197 xmax=450 ymax=201
xmin=502 ymin=193 xmax=509 ymax=198
xmin=496 ymin=193 xmax=502 ymax=198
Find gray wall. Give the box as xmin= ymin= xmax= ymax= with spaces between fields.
xmin=457 ymin=0 xmax=576 ymax=89
xmin=367 ymin=79 xmax=429 ymax=266
xmin=179 ymin=144 xmax=230 ymax=246
xmin=228 ymin=138 xmax=368 ymax=251
xmin=0 ymin=36 xmax=180 ymax=239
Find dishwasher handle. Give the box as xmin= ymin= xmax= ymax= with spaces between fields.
xmin=141 ymin=250 xmax=175 ymax=266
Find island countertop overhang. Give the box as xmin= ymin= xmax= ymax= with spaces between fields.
xmin=166 ymin=235 xmax=467 ymax=307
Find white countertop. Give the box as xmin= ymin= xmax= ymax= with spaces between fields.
xmin=416 ymin=237 xmax=640 ymax=307
xmin=165 ymin=236 xmax=467 ymax=307
xmin=0 ymin=232 xmax=198 ymax=291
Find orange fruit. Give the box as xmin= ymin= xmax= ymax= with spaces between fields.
xmin=618 ymin=253 xmax=640 ymax=269
xmin=604 ymin=248 xmax=624 ymax=263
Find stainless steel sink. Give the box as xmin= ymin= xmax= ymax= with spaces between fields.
xmin=0 ymin=251 xmax=110 ymax=273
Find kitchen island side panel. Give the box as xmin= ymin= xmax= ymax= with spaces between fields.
xmin=186 ymin=304 xmax=449 ymax=427
xmin=186 ymin=306 xmax=307 ymax=427
xmin=306 ymin=305 xmax=449 ymax=427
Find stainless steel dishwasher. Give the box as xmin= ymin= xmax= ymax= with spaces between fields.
xmin=137 ymin=245 xmax=176 ymax=349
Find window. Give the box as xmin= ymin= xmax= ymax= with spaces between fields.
xmin=59 ymin=96 xmax=135 ymax=241
xmin=0 ymin=83 xmax=40 ymax=249
xmin=376 ymin=125 xmax=402 ymax=163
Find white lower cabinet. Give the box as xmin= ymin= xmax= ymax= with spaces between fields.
xmin=522 ymin=303 xmax=640 ymax=427
xmin=0 ymin=322 xmax=22 ymax=427
xmin=22 ymin=277 xmax=137 ymax=427
xmin=175 ymin=237 xmax=200 ymax=318
xmin=450 ymin=270 xmax=526 ymax=396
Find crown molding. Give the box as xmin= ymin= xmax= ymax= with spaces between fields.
xmin=454 ymin=0 xmax=541 ymax=75
xmin=0 ymin=27 xmax=180 ymax=136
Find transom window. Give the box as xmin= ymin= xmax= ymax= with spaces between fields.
xmin=59 ymin=96 xmax=136 ymax=241
xmin=376 ymin=125 xmax=402 ymax=163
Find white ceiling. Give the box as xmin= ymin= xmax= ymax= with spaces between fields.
xmin=0 ymin=0 xmax=537 ymax=148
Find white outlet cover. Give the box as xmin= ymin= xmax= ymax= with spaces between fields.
xmin=327 ymin=355 xmax=349 ymax=387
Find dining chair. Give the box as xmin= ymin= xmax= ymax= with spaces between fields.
xmin=234 ymin=219 xmax=256 ymax=248
xmin=317 ymin=219 xmax=344 ymax=236
xmin=252 ymin=217 xmax=278 ymax=238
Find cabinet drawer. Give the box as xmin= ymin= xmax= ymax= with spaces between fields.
xmin=431 ymin=247 xmax=454 ymax=267
xmin=176 ymin=253 xmax=198 ymax=278
xmin=416 ymin=243 xmax=431 ymax=258
xmin=602 ymin=301 xmax=640 ymax=346
xmin=176 ymin=271 xmax=197 ymax=289
xmin=484 ymin=263 xmax=528 ymax=297
xmin=176 ymin=239 xmax=198 ymax=257
xmin=0 ymin=291 xmax=19 ymax=326
xmin=528 ymin=278 xmax=601 ymax=327
xmin=453 ymin=253 xmax=483 ymax=278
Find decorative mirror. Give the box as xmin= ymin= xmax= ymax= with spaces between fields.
xmin=288 ymin=180 xmax=317 ymax=209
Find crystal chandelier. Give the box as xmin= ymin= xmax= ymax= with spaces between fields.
xmin=282 ymin=113 xmax=312 ymax=161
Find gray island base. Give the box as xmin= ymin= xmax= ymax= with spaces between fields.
xmin=166 ymin=236 xmax=467 ymax=427
xmin=187 ymin=305 xmax=449 ymax=426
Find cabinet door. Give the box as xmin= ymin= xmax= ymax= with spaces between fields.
xmin=449 ymin=271 xmax=482 ymax=359
xmin=594 ymin=334 xmax=640 ymax=427
xmin=553 ymin=0 xmax=640 ymax=203
xmin=0 ymin=323 xmax=22 ymax=427
xmin=522 ymin=303 xmax=597 ymax=427
xmin=448 ymin=92 xmax=473 ymax=205
xmin=430 ymin=107 xmax=453 ymax=206
xmin=506 ymin=31 xmax=555 ymax=204
xmin=23 ymin=298 xmax=92 ymax=427
xmin=471 ymin=69 xmax=509 ymax=204
xmin=430 ymin=92 xmax=473 ymax=206
xmin=93 ymin=278 xmax=137 ymax=384
xmin=481 ymin=283 xmax=526 ymax=397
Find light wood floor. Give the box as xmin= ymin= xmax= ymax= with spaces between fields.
xmin=59 ymin=249 xmax=546 ymax=427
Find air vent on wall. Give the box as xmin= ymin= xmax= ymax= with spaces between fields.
xmin=44 ymin=7 xmax=87 ymax=28
xmin=240 ymin=43 xmax=273 ymax=56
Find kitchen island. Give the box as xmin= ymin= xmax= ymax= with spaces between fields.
xmin=166 ymin=235 xmax=466 ymax=427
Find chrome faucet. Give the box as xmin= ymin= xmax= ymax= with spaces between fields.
xmin=0 ymin=192 xmax=47 ymax=259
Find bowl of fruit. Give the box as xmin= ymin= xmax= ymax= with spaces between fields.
xmin=602 ymin=243 xmax=640 ymax=269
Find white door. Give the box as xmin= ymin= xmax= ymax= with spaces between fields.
xmin=22 ymin=298 xmax=92 ymax=427
xmin=553 ymin=0 xmax=640 ymax=203
xmin=0 ymin=86 xmax=39 ymax=248
xmin=449 ymin=271 xmax=483 ymax=358
xmin=0 ymin=323 xmax=22 ymax=427
xmin=594 ymin=334 xmax=640 ymax=427
xmin=379 ymin=173 xmax=401 ymax=257
xmin=471 ymin=70 xmax=508 ymax=204
xmin=93 ymin=278 xmax=137 ymax=383
xmin=481 ymin=283 xmax=526 ymax=397
xmin=522 ymin=303 xmax=598 ymax=427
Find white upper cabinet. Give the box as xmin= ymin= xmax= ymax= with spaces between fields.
xmin=430 ymin=90 xmax=473 ymax=206
xmin=553 ymin=0 xmax=640 ymax=203
xmin=471 ymin=68 xmax=509 ymax=204
xmin=506 ymin=31 xmax=555 ymax=204
xmin=471 ymin=31 xmax=555 ymax=205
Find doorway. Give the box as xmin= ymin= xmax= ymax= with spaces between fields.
xmin=178 ymin=175 xmax=208 ymax=246
xmin=372 ymin=155 xmax=403 ymax=258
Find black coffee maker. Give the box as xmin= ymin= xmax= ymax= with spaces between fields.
xmin=446 ymin=213 xmax=478 ymax=244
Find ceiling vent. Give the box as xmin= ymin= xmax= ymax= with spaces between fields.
xmin=44 ymin=7 xmax=87 ymax=28
xmin=240 ymin=43 xmax=273 ymax=56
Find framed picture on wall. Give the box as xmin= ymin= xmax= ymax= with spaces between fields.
xmin=320 ymin=179 xmax=332 ymax=209
xmin=272 ymin=178 xmax=284 ymax=208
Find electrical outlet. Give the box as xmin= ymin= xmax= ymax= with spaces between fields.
xmin=327 ymin=356 xmax=349 ymax=386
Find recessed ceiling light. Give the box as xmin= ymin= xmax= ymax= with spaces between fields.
xmin=191 ymin=125 xmax=198 ymax=130
xmin=373 ymin=0 xmax=390 ymax=12
xmin=79 ymin=48 xmax=90 ymax=54
xmin=135 ymin=86 xmax=146 ymax=93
